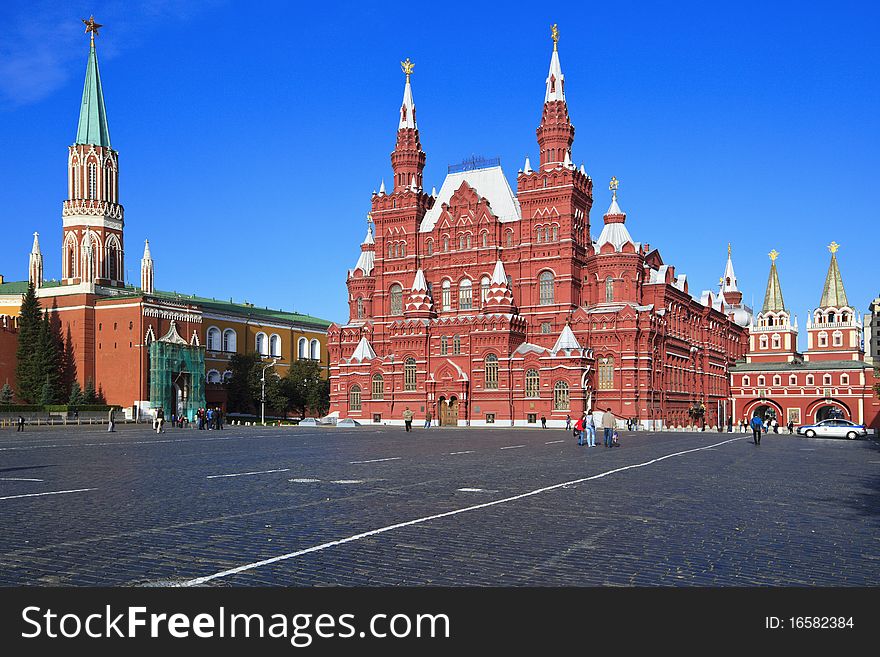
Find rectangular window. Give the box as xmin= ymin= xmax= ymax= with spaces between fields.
xmin=372 ymin=414 xmax=382 ymax=424
xmin=527 ymin=414 xmax=537 ymax=424
xmin=541 ymin=322 xmax=552 ymax=334
xmin=486 ymin=413 xmax=495 ymax=424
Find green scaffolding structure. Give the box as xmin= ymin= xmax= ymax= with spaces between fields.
xmin=148 ymin=324 xmax=205 ymax=421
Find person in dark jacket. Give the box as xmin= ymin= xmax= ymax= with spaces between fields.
xmin=749 ymin=415 xmax=763 ymax=445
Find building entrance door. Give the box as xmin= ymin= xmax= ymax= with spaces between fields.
xmin=438 ymin=396 xmax=459 ymax=426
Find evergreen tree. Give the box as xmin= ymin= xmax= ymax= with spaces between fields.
xmin=37 ymin=310 xmax=61 ymax=403
xmin=83 ymin=378 xmax=97 ymax=404
xmin=14 ymin=283 xmax=42 ymax=403
xmin=96 ymin=384 xmax=106 ymax=404
xmin=68 ymin=380 xmax=84 ymax=408
xmin=39 ymin=377 xmax=56 ymax=405
xmin=0 ymin=382 xmax=13 ymax=404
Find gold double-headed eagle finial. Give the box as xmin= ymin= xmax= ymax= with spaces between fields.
xmin=609 ymin=176 xmax=619 ymax=199
xmin=366 ymin=212 xmax=373 ymax=226
xmin=727 ymin=242 xmax=731 ymax=257
xmin=828 ymin=241 xmax=840 ymax=254
xmin=82 ymin=16 xmax=103 ymax=43
xmin=401 ymin=58 xmax=414 ymax=79
xmin=769 ymin=249 xmax=779 ymax=262
xmin=551 ymin=24 xmax=559 ymax=50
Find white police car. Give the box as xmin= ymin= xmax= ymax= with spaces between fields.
xmin=796 ymin=419 xmax=867 ymax=440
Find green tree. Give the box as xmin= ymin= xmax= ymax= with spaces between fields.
xmin=0 ymin=383 xmax=13 ymax=404
xmin=36 ymin=310 xmax=61 ymax=403
xmin=83 ymin=378 xmax=97 ymax=404
xmin=96 ymin=384 xmax=106 ymax=405
xmin=59 ymin=324 xmax=77 ymax=402
xmin=226 ymin=353 xmax=262 ymax=414
xmin=286 ymin=360 xmax=328 ymax=419
xmin=14 ymin=283 xmax=42 ymax=403
xmin=69 ymin=380 xmax=84 ymax=408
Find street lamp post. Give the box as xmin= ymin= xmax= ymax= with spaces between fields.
xmin=261 ymin=357 xmax=279 ymax=426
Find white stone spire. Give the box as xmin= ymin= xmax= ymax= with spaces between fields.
xmin=431 ymin=186 xmax=437 ymax=197
xmin=28 ymin=232 xmax=43 ymax=288
xmin=399 ymin=65 xmax=417 ymax=130
xmin=350 ymin=335 xmax=377 ymax=362
xmin=141 ymin=239 xmax=154 ymax=294
xmin=544 ymin=43 xmax=565 ymax=103
xmin=379 ymin=179 xmax=386 ymax=194
xmin=552 ymin=323 xmax=582 ymax=353
xmin=411 ymin=268 xmax=428 ymax=292
xmin=523 ymin=156 xmax=533 ymax=174
xmin=484 ymin=260 xmax=516 ymax=313
xmin=352 ymin=222 xmax=375 ymax=276
xmin=721 ymin=243 xmax=738 ymax=292
xmin=491 ymin=259 xmax=508 ymax=285
xmin=410 ymin=175 xmax=417 ymax=191
xmin=563 ymin=150 xmax=573 ymax=169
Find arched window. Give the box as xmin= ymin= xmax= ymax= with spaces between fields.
xmin=441 ymin=280 xmax=451 ymax=311
xmin=459 ymin=279 xmax=473 ymax=310
xmin=298 ymin=337 xmax=308 ymax=359
xmin=466 ymin=234 xmax=472 ymax=249
xmin=388 ymin=243 xmax=393 ymax=259
xmin=440 ymin=336 xmax=448 ymax=355
xmin=481 ymin=232 xmax=488 ymax=248
xmin=207 ymin=370 xmax=221 ymax=384
xmin=599 ymin=357 xmax=614 ymax=389
xmin=356 ymin=297 xmax=364 ymax=319
xmin=485 ymin=354 xmax=499 ymax=389
xmin=823 ymin=374 xmax=831 ymax=385
xmin=539 ymin=271 xmax=554 ymax=305
xmin=827 ymin=312 xmax=836 ymax=323
xmin=789 ymin=375 xmax=797 ymax=386
xmin=772 ymin=334 xmax=780 ymax=349
xmin=372 ymin=373 xmax=384 ymax=400
xmin=349 ymin=384 xmax=361 ymax=411
xmin=525 ymin=369 xmax=540 ymax=397
xmin=310 ymin=339 xmax=320 ymax=360
xmin=841 ymin=374 xmax=849 ymax=385
xmin=256 ymin=332 xmax=268 ymax=356
xmin=506 ymin=230 xmax=513 ymax=247
xmin=757 ymin=376 xmax=765 ymax=386
xmin=760 ymin=335 xmax=768 ymax=349
xmin=443 ymin=236 xmax=449 ymax=252
xmin=551 ymin=225 xmax=558 ymax=241
xmin=88 ymin=161 xmax=97 ymax=199
xmin=806 ymin=374 xmax=814 ymax=386
xmin=554 ymin=381 xmax=570 ymax=410
xmin=742 ymin=376 xmax=750 ymax=387
xmin=222 ymin=370 xmax=233 ymax=383
xmin=270 ymin=334 xmax=281 ymax=357
xmin=426 ymin=239 xmax=433 ymax=256
xmin=832 ymin=331 xmax=843 ymax=346
xmin=207 ymin=327 xmax=221 ymax=351
xmin=481 ymin=276 xmax=491 ymax=306
xmin=605 ymin=277 xmax=614 ymax=303
xmin=818 ymin=331 xmax=828 ymax=347
xmin=404 ymin=357 xmax=416 ymax=391
xmin=106 ymin=244 xmax=118 ymax=280
xmin=453 ymin=335 xmax=461 ymax=355
xmin=223 ymin=329 xmax=237 ymax=352
xmin=535 ymin=227 xmax=542 ymax=243
xmin=773 ymin=375 xmax=781 ymax=386
xmin=390 ymin=284 xmax=403 ymax=315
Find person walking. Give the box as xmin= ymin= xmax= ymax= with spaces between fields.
xmin=749 ymin=414 xmax=763 ymax=445
xmin=540 ymin=415 xmax=547 ymax=429
xmin=424 ymin=411 xmax=432 ymax=429
xmin=772 ymin=418 xmax=779 ymax=434
xmin=787 ymin=419 xmax=794 ymax=434
xmin=156 ymin=407 xmax=165 ymax=434
xmin=727 ymin=415 xmax=733 ymax=433
xmin=585 ymin=410 xmax=596 ymax=447
xmin=108 ymin=407 xmax=116 ymax=433
xmin=575 ymin=414 xmax=585 ymax=446
xmin=403 ymin=406 xmax=414 ymax=432
xmin=216 ymin=408 xmax=223 ymax=430
xmin=602 ymin=408 xmax=616 ymax=447
xmin=16 ymin=414 xmax=24 ymax=432
xmin=565 ymin=415 xmax=571 ymax=431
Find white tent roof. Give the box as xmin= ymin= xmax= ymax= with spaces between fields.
xmin=420 ymin=166 xmax=521 ymax=233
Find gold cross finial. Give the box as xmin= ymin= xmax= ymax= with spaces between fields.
xmin=366 ymin=212 xmax=373 ymax=226
xmin=769 ymin=249 xmax=779 ymax=262
xmin=551 ymin=24 xmax=559 ymax=50
xmin=727 ymin=242 xmax=731 ymax=257
xmin=401 ymin=58 xmax=414 ymax=79
xmin=82 ymin=16 xmax=103 ymax=43
xmin=609 ymin=176 xmax=619 ymax=200
xmin=828 ymin=241 xmax=839 ymax=254
xmin=719 ymin=277 xmax=724 ymax=286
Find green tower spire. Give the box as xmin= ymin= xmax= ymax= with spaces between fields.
xmin=75 ymin=18 xmax=111 ymax=148
xmin=819 ymin=242 xmax=848 ymax=308
xmin=761 ymin=250 xmax=785 ymax=313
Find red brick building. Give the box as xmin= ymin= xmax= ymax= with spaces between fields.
xmin=730 ymin=246 xmax=880 ymax=429
xmin=328 ymin=33 xmax=748 ymax=428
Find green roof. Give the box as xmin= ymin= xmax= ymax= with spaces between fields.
xmin=762 ymin=259 xmax=785 ymax=313
xmin=0 ymin=279 xmax=62 ymax=295
xmin=730 ymin=359 xmax=871 ymax=372
xmin=75 ymin=41 xmax=111 ymax=148
xmin=819 ymin=252 xmax=849 ymax=308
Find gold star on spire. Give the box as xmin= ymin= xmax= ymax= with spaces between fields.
xmin=82 ymin=16 xmax=103 ymax=43
xmin=401 ymin=58 xmax=414 ymax=79
xmin=828 ymin=241 xmax=840 ymax=254
xmin=551 ymin=24 xmax=559 ymax=50
xmin=769 ymin=249 xmax=779 ymax=262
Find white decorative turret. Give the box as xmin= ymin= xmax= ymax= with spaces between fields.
xmin=523 ymin=156 xmax=533 ymax=174
xmin=595 ymin=177 xmax=635 ymax=253
xmin=483 ymin=260 xmax=516 ymax=313
xmin=351 ymin=218 xmax=375 ymax=277
xmin=350 ymin=335 xmax=377 ymax=362
xmin=551 ymin=323 xmax=582 ymax=354
xmin=141 ymin=239 xmax=154 ymax=294
xmin=544 ymin=32 xmax=565 ymax=103
xmin=28 ymin=232 xmax=43 ymax=288
xmin=399 ymin=62 xmax=417 ymax=130
xmin=404 ymin=268 xmax=435 ymax=318
xmin=379 ymin=179 xmax=386 ymax=195
xmin=563 ymin=150 xmax=573 ymax=169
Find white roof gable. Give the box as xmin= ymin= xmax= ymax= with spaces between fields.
xmin=350 ymin=336 xmax=376 ymax=362
xmin=420 ymin=166 xmax=521 ymax=233
xmin=551 ymin=324 xmax=581 ymax=353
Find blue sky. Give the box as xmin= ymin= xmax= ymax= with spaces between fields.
xmin=1 ymin=0 xmax=878 ymax=341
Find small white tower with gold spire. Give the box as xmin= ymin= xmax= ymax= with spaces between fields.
xmin=28 ymin=232 xmax=43 ymax=288
xmin=141 ymin=239 xmax=154 ymax=295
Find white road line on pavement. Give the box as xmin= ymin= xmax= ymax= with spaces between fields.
xmin=206 ymin=468 xmax=291 ymax=479
xmin=0 ymin=488 xmax=97 ymax=501
xmin=0 ymin=436 xmax=236 ymax=452
xmin=330 ymin=480 xmax=366 ymax=485
xmin=448 ymin=451 xmax=475 ymax=455
xmin=457 ymin=488 xmax=485 ymax=492
xmin=179 ymin=435 xmax=744 ymax=586
xmin=289 ymin=478 xmax=322 ymax=483
xmin=545 ymin=440 xmax=565 ymax=445
xmin=0 ymin=478 xmax=44 ymax=482
xmin=500 ymin=445 xmax=526 ymax=450
xmin=349 ymin=457 xmax=401 ymax=464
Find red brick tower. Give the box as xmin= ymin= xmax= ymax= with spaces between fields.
xmin=805 ymin=242 xmax=862 ymax=361
xmin=61 ymin=17 xmax=125 ymax=289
